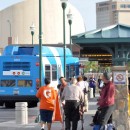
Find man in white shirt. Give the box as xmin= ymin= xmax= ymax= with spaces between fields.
xmin=62 ymin=78 xmax=84 ymax=130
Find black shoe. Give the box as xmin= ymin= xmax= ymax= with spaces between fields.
xmin=41 ymin=128 xmax=44 ymax=130
xmin=89 ymin=123 xmax=94 ymax=126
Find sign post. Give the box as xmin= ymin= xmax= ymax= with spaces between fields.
xmin=112 ymin=66 xmax=130 ymax=130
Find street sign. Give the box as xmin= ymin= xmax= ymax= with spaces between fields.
xmin=113 ymin=71 xmax=126 ymax=85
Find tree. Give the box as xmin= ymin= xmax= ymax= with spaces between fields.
xmin=84 ymin=61 xmax=112 ymax=73
xmin=84 ymin=61 xmax=99 ymax=73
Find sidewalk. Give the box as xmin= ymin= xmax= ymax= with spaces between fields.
xmin=0 ymin=95 xmax=99 ymax=130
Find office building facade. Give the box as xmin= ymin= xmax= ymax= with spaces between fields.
xmin=96 ymin=0 xmax=130 ymax=28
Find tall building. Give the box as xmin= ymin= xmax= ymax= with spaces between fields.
xmin=96 ymin=0 xmax=130 ymax=29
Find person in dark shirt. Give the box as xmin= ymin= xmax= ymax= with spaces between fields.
xmin=98 ymin=75 xmax=102 ymax=89
xmin=89 ymin=74 xmax=96 ymax=97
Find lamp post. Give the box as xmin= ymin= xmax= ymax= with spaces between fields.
xmin=39 ymin=0 xmax=43 ymax=87
xmin=67 ymin=10 xmax=72 ymax=52
xmin=7 ymin=20 xmax=11 ymax=37
xmin=61 ymin=0 xmax=68 ymax=78
xmin=30 ymin=23 xmax=35 ymax=45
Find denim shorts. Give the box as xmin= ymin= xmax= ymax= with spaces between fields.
xmin=40 ymin=109 xmax=53 ymax=123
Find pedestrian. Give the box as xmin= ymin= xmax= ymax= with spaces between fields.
xmin=98 ymin=75 xmax=103 ymax=89
xmin=36 ymin=78 xmax=56 ymax=130
xmin=77 ymin=75 xmax=89 ymax=112
xmin=90 ymin=108 xmax=113 ymax=127
xmin=61 ymin=78 xmax=84 ymax=130
xmin=89 ymin=74 xmax=96 ymax=97
xmin=94 ymin=72 xmax=115 ymax=130
xmin=57 ymin=77 xmax=67 ymax=97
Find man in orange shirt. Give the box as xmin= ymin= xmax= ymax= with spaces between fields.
xmin=36 ymin=78 xmax=56 ymax=130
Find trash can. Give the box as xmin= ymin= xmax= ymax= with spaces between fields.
xmin=15 ymin=102 xmax=28 ymax=124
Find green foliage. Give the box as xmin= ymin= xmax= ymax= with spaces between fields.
xmin=84 ymin=61 xmax=98 ymax=73
xmin=84 ymin=61 xmax=111 ymax=73
xmin=127 ymin=62 xmax=130 ymax=72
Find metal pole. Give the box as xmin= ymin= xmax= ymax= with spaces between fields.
xmin=69 ymin=19 xmax=72 ymax=51
xmin=62 ymin=2 xmax=67 ymax=78
xmin=39 ymin=0 xmax=43 ymax=87
xmin=31 ymin=31 xmax=34 ymax=45
xmin=9 ymin=22 xmax=11 ymax=37
xmin=32 ymin=34 xmax=33 ymax=45
xmin=7 ymin=20 xmax=11 ymax=37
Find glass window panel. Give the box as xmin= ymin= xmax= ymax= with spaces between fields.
xmin=18 ymin=80 xmax=32 ymax=87
xmin=45 ymin=72 xmax=50 ymax=79
xmin=70 ymin=65 xmax=75 ymax=77
xmin=45 ymin=66 xmax=50 ymax=70
xmin=75 ymin=65 xmax=79 ymax=76
xmin=66 ymin=66 xmax=69 ymax=80
xmin=52 ymin=65 xmax=57 ymax=70
xmin=120 ymin=4 xmax=126 ymax=8
xmin=52 ymin=72 xmax=57 ymax=80
xmin=112 ymin=5 xmax=116 ymax=9
xmin=52 ymin=65 xmax=57 ymax=81
xmin=1 ymin=80 xmax=15 ymax=87
xmin=45 ymin=65 xmax=51 ymax=79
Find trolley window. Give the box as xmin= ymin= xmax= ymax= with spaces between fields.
xmin=3 ymin=62 xmax=30 ymax=71
xmin=18 ymin=47 xmax=33 ymax=55
xmin=18 ymin=80 xmax=32 ymax=87
xmin=66 ymin=66 xmax=69 ymax=80
xmin=70 ymin=65 xmax=75 ymax=77
xmin=45 ymin=65 xmax=50 ymax=79
xmin=1 ymin=80 xmax=15 ymax=87
xmin=52 ymin=65 xmax=57 ymax=81
xmin=75 ymin=65 xmax=79 ymax=76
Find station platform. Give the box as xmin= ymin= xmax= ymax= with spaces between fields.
xmin=0 ymin=95 xmax=99 ymax=130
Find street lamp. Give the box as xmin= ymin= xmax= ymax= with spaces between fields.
xmin=7 ymin=20 xmax=11 ymax=37
xmin=39 ymin=0 xmax=43 ymax=87
xmin=61 ymin=0 xmax=68 ymax=78
xmin=30 ymin=23 xmax=35 ymax=45
xmin=67 ymin=10 xmax=72 ymax=52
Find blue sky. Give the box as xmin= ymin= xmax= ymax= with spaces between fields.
xmin=0 ymin=0 xmax=104 ymax=31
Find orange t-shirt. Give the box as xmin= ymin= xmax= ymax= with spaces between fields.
xmin=36 ymin=86 xmax=56 ymax=111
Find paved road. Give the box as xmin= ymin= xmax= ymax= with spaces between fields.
xmin=0 ymin=105 xmax=38 ymax=123
xmin=0 ymin=95 xmax=99 ymax=130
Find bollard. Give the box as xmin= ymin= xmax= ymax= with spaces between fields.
xmin=15 ymin=102 xmax=28 ymax=124
xmin=90 ymin=88 xmax=93 ymax=98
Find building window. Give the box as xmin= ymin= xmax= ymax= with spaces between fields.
xmin=98 ymin=7 xmax=109 ymax=12
xmin=99 ymin=2 xmax=109 ymax=7
xmin=128 ymin=5 xmax=130 ymax=8
xmin=112 ymin=5 xmax=116 ymax=9
xmin=120 ymin=4 xmax=126 ymax=8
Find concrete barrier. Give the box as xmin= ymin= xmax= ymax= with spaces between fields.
xmin=89 ymin=88 xmax=93 ymax=99
xmin=15 ymin=102 xmax=28 ymax=124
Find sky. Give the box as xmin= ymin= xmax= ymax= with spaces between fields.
xmin=0 ymin=0 xmax=105 ymax=31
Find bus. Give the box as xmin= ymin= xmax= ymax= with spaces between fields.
xmin=0 ymin=45 xmax=79 ymax=108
